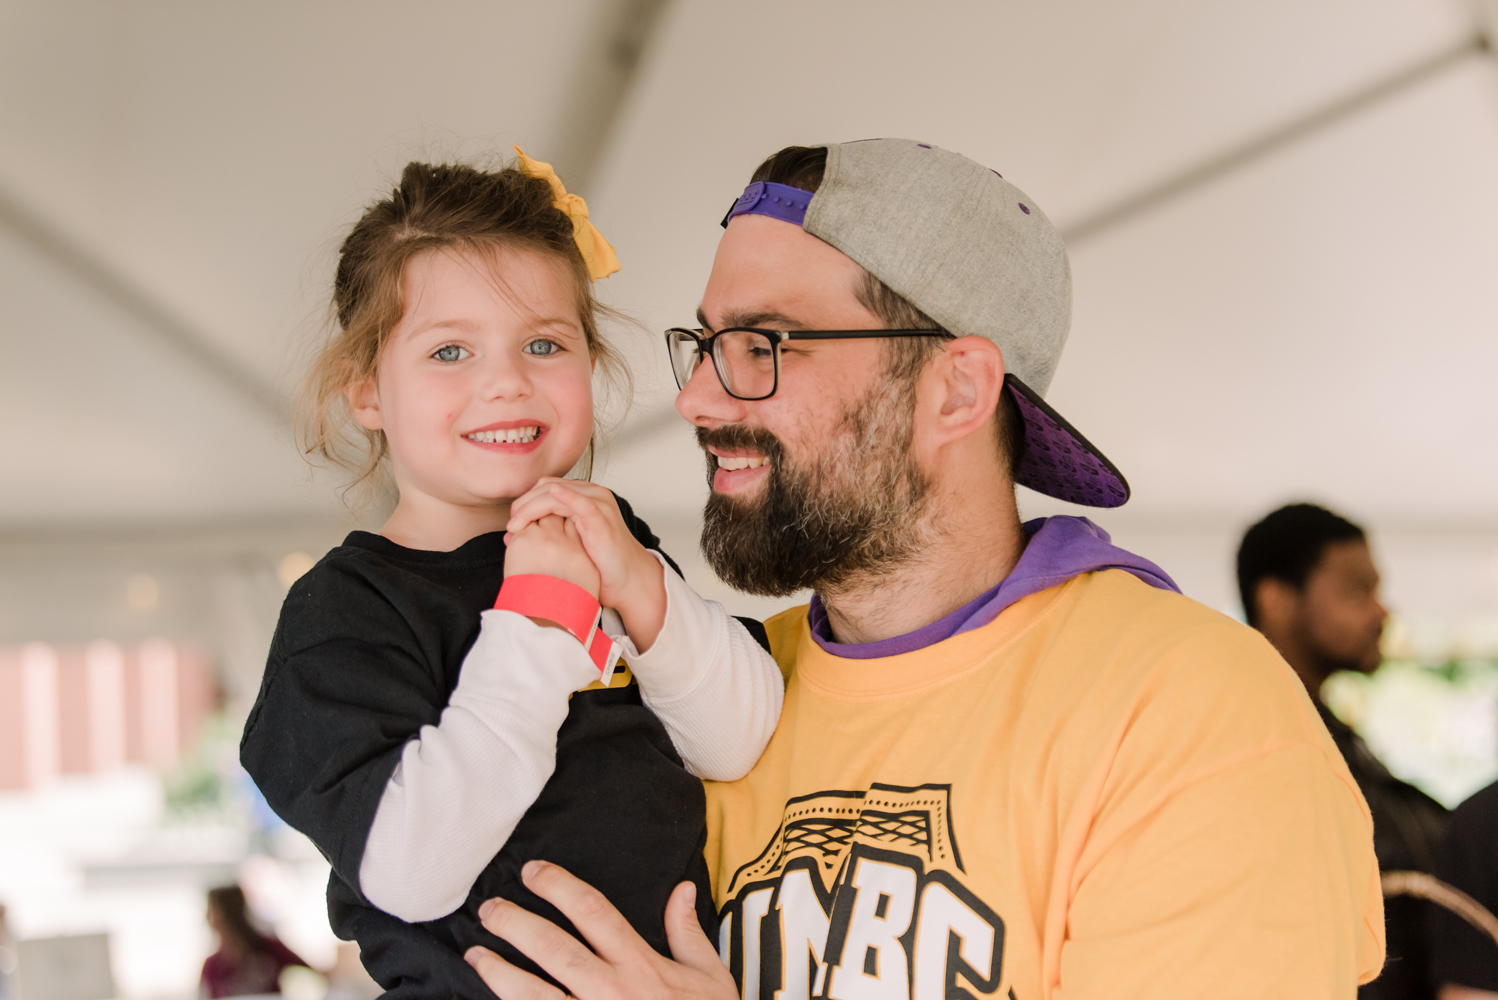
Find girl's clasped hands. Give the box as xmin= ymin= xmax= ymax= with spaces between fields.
xmin=503 ymin=479 xmax=668 ymax=652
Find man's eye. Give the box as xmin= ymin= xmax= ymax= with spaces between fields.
xmin=524 ymin=339 xmax=562 ymax=356
xmin=432 ymin=344 xmax=469 ymax=363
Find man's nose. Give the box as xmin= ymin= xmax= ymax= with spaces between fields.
xmin=675 ymin=353 xmax=749 ymax=427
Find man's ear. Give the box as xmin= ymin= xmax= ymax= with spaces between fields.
xmin=347 ymin=378 xmax=383 ymax=431
xmin=926 ymin=335 xmax=1005 ymax=445
xmin=1254 ymin=577 xmax=1300 ymax=633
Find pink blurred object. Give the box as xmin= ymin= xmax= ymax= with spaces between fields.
xmin=0 ymin=640 xmax=216 ymax=789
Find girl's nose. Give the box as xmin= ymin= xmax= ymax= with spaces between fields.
xmin=478 ymin=352 xmax=532 ymax=401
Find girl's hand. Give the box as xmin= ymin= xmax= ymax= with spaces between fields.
xmin=506 ymin=479 xmax=667 ymax=651
xmin=503 ymin=514 xmax=602 ymax=601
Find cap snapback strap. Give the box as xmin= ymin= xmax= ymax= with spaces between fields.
xmin=721 ymin=181 xmax=814 ymax=228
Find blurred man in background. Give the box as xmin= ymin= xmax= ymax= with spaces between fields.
xmin=1239 ymin=502 xmax=1448 ymax=1000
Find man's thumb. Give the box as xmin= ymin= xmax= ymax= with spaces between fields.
xmin=665 ymin=882 xmax=728 ymax=976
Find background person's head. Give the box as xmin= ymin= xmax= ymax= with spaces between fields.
xmin=1237 ymin=503 xmax=1388 ymax=694
xmin=302 ymin=159 xmax=628 ymax=512
xmin=677 ymin=141 xmax=1127 ymax=598
xmin=204 ymin=885 xmax=267 ymax=960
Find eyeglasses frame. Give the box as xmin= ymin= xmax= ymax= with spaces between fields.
xmin=664 ymin=327 xmax=952 ymax=401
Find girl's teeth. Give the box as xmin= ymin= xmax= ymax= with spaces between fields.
xmin=716 ymin=455 xmax=768 ymax=471
xmin=467 ymin=427 xmax=540 ymax=444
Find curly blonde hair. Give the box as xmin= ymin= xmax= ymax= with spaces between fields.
xmin=300 ymin=159 xmax=629 ymax=502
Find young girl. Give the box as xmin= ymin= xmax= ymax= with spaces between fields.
xmin=240 ymin=153 xmax=783 ymax=1000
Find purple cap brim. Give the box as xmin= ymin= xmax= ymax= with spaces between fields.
xmin=721 ymin=182 xmax=813 ymax=228
xmin=1007 ymin=375 xmax=1130 ymax=508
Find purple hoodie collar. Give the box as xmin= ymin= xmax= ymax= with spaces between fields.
xmin=807 ymin=516 xmax=1179 ymax=659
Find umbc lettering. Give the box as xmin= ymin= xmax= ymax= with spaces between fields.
xmin=718 ymin=844 xmax=1005 ymax=1000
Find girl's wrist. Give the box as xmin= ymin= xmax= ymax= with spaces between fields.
xmin=611 ymin=554 xmax=667 ymax=653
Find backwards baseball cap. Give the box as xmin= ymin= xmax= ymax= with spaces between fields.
xmin=722 ymin=138 xmax=1129 ymax=509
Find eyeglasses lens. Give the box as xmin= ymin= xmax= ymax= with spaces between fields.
xmin=712 ymin=330 xmax=776 ymax=399
xmin=667 ymin=331 xmax=703 ymax=390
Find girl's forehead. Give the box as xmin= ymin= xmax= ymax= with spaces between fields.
xmin=398 ymin=246 xmax=583 ymax=331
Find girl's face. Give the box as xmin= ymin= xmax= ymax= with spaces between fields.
xmin=351 ymin=247 xmax=595 ymax=511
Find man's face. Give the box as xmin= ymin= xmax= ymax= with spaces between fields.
xmin=1294 ymin=540 xmax=1388 ymax=675
xmin=675 ymin=215 xmax=935 ymax=596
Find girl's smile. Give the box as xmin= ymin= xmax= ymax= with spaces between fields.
xmin=462 ymin=420 xmax=548 ymax=451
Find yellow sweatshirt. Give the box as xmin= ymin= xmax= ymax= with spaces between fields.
xmin=705 ymin=570 xmax=1384 ymax=1000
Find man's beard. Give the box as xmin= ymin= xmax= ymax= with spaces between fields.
xmin=1299 ymin=618 xmax=1385 ymax=678
xmin=699 ymin=376 xmax=934 ymax=597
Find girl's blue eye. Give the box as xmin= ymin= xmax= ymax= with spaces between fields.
xmin=433 ymin=344 xmax=468 ymax=363
xmin=524 ymin=339 xmax=561 ymax=356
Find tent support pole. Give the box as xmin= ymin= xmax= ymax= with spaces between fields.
xmin=545 ymin=0 xmax=676 ymax=196
xmin=1060 ymin=33 xmax=1490 ymax=247
xmin=0 ymin=185 xmax=288 ymax=423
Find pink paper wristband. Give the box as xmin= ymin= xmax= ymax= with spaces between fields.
xmin=587 ymin=628 xmax=619 ymax=674
xmin=494 ymin=575 xmax=601 ymax=648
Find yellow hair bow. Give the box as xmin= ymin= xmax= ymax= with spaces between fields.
xmin=514 ymin=146 xmax=621 ymax=281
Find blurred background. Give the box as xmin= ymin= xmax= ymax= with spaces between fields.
xmin=1 ymin=1 xmax=1496 ymax=997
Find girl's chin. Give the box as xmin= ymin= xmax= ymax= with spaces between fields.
xmin=466 ymin=471 xmax=577 ymax=502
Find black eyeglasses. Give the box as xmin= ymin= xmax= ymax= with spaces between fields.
xmin=664 ymin=327 xmax=950 ymax=401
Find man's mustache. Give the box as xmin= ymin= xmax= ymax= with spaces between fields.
xmin=695 ymin=425 xmax=786 ymax=462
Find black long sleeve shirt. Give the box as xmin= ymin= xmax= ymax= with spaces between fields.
xmin=241 ymin=501 xmax=725 ymax=1000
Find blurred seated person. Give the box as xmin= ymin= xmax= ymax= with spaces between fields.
xmin=1238 ymin=503 xmax=1448 ymax=1000
xmin=201 ymin=885 xmax=310 ymax=998
xmin=1429 ymin=779 xmax=1498 ymax=1000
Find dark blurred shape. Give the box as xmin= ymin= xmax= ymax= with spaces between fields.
xmin=1428 ymin=781 xmax=1498 ymax=997
xmin=1239 ymin=502 xmax=1449 ymax=1000
xmin=200 ymin=884 xmax=309 ymax=999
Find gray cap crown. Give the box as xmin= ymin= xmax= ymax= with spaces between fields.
xmin=804 ymin=139 xmax=1072 ymax=395
xmin=787 ymin=139 xmax=1128 ymax=507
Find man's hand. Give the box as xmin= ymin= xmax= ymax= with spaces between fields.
xmin=504 ymin=514 xmax=602 ymax=600
xmin=465 ymin=861 xmax=735 ymax=1000
xmin=506 ymin=480 xmax=667 ymax=651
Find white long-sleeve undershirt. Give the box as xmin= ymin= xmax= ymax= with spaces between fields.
xmin=358 ymin=555 xmax=784 ymax=923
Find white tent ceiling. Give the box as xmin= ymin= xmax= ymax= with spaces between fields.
xmin=2 ymin=0 xmax=1496 ymax=624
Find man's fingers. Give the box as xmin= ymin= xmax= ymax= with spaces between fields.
xmin=464 ymin=946 xmax=570 ymax=1000
xmin=663 ymin=882 xmax=731 ymax=981
xmin=522 ymin=860 xmax=649 ymax=964
xmin=478 ymin=896 xmax=614 ymax=998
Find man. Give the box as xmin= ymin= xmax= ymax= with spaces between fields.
xmin=466 ymin=140 xmax=1384 ymax=998
xmin=1238 ymin=503 xmax=1447 ymax=999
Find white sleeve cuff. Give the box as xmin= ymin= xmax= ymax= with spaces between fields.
xmin=614 ymin=551 xmax=718 ymax=702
